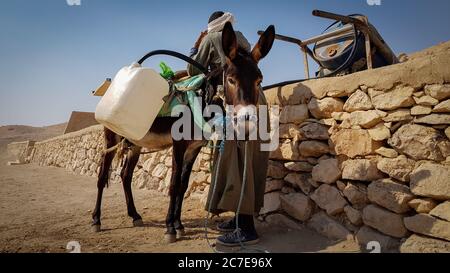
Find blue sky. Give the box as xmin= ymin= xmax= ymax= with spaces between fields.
xmin=1 ymin=0 xmax=449 ymax=126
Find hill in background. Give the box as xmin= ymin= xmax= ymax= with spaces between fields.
xmin=0 ymin=123 xmax=67 ymax=153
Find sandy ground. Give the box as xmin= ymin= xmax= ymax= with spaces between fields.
xmin=0 ymin=153 xmax=360 ymax=253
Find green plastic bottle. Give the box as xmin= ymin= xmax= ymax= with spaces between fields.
xmin=159 ymin=62 xmax=175 ymax=80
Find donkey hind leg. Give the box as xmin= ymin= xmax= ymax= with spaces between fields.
xmin=165 ymin=141 xmax=186 ymax=243
xmin=92 ymin=128 xmax=120 ymax=232
xmin=173 ymin=143 xmax=203 ymax=239
xmin=120 ymin=144 xmax=144 ymax=227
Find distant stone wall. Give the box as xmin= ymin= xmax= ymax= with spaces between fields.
xmin=7 ymin=141 xmax=36 ymax=163
xmin=28 ymin=41 xmax=450 ymax=253
xmin=30 ymin=125 xmax=212 ymax=201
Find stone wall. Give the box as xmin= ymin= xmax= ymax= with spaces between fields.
xmin=30 ymin=125 xmax=213 ymax=200
xmin=260 ymin=41 xmax=450 ymax=253
xmin=29 ymin=41 xmax=450 ymax=252
xmin=7 ymin=140 xmax=36 ymax=163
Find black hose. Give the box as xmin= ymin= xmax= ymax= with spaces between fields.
xmin=263 ymin=21 xmax=361 ymax=90
xmin=137 ymin=50 xmax=208 ymax=74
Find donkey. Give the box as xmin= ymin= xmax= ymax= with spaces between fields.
xmin=91 ymin=22 xmax=275 ymax=243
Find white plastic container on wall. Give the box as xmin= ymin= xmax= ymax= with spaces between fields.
xmin=95 ymin=63 xmax=169 ymax=141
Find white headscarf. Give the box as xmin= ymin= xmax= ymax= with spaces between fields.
xmin=207 ymin=12 xmax=235 ymax=33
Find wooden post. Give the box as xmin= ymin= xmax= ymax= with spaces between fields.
xmin=364 ymin=31 xmax=373 ymax=70
xmin=302 ymin=47 xmax=310 ymax=79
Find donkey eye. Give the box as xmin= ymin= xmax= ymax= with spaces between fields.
xmin=227 ymin=77 xmax=236 ymax=85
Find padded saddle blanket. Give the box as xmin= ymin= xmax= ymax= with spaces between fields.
xmin=157 ymin=74 xmax=212 ymax=133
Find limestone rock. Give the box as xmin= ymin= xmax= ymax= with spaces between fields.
xmin=368 ymin=124 xmax=391 ymax=141
xmin=191 ymin=171 xmax=208 ymax=185
xmin=424 ymin=84 xmax=450 ymax=101
xmin=263 ymin=213 xmax=303 ymax=231
xmin=446 ymin=127 xmax=450 ymax=140
xmin=307 ymin=212 xmax=353 ymax=241
xmin=388 ymin=124 xmax=447 ymax=161
xmin=284 ymin=161 xmax=314 ymax=172
xmin=342 ymin=159 xmax=385 ymax=181
xmin=270 ymin=141 xmax=301 ymax=161
xmin=369 ymin=86 xmax=415 ymax=111
xmin=265 ymin=179 xmax=285 ymax=193
xmin=356 ymin=226 xmax=399 ymax=251
xmin=267 ymin=161 xmax=288 ymax=179
xmin=282 ymin=186 xmax=296 ymax=194
xmin=298 ymin=141 xmax=329 ymax=157
xmin=284 ymin=173 xmax=313 ymax=195
xmin=383 ymin=109 xmax=413 ymax=122
xmin=362 ymin=205 xmax=408 ymax=238
xmin=414 ymin=95 xmax=439 ymax=106
xmin=410 ymin=162 xmax=450 ymax=200
xmin=375 ymin=147 xmax=398 ymax=158
xmin=260 ymin=192 xmax=281 ymax=215
xmin=367 ymin=179 xmax=414 ymax=213
xmin=411 ymin=105 xmax=433 ymax=116
xmin=280 ymin=193 xmax=314 ymax=221
xmin=429 ymin=201 xmax=450 ymax=222
xmin=343 ymin=90 xmax=373 ymax=112
xmin=331 ymin=112 xmax=350 ymax=121
xmin=330 ymin=129 xmax=382 ymax=158
xmin=279 ymin=124 xmax=301 ymax=139
xmin=376 ymin=155 xmax=416 ymax=182
xmin=415 ymin=114 xmax=450 ymax=125
xmin=311 ymin=158 xmax=342 ymax=184
xmin=152 ymin=164 xmax=168 ymax=179
xmin=441 ymin=141 xmax=450 ymax=159
xmin=433 ymin=99 xmax=450 ymax=113
xmin=400 ymin=234 xmax=450 ymax=253
xmin=404 ymin=214 xmax=450 ymax=241
xmin=279 ymin=105 xmax=309 ymax=124
xmin=341 ymin=110 xmax=387 ymax=129
xmin=344 ymin=206 xmax=363 ymax=226
xmin=310 ymin=184 xmax=348 ymax=216
xmin=336 ymin=181 xmax=347 ymax=191
xmin=308 ymin=97 xmax=344 ymax=119
xmin=300 ymin=123 xmax=330 ymax=140
xmin=343 ymin=183 xmax=369 ymax=208
xmin=408 ymin=198 xmax=438 ymax=214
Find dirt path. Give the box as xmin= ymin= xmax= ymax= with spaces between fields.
xmin=0 ymin=153 xmax=360 ymax=253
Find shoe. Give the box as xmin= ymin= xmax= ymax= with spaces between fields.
xmin=217 ymin=218 xmax=236 ymax=233
xmin=216 ymin=229 xmax=259 ymax=247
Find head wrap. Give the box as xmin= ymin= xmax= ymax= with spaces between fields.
xmin=207 ymin=12 xmax=235 ymax=33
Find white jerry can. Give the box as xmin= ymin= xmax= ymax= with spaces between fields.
xmin=95 ymin=63 xmax=169 ymax=141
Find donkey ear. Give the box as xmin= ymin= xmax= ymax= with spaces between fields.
xmin=222 ymin=22 xmax=238 ymax=61
xmin=252 ymin=25 xmax=275 ymax=63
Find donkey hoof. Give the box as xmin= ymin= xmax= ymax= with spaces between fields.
xmin=92 ymin=225 xmax=101 ymax=233
xmin=133 ymin=219 xmax=144 ymax=227
xmin=165 ymin=233 xmax=177 ymax=244
xmin=176 ymin=229 xmax=186 ymax=239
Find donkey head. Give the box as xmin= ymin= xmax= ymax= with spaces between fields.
xmin=221 ymin=22 xmax=275 ymax=139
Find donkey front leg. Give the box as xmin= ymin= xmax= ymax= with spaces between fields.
xmin=120 ymin=144 xmax=144 ymax=227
